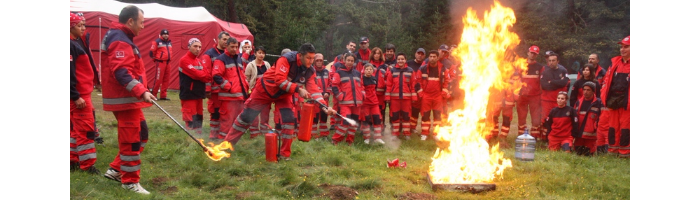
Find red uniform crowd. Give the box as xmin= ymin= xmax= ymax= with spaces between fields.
xmin=70 ymin=5 xmax=630 ymax=195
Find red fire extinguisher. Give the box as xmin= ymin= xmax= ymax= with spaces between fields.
xmin=297 ymin=102 xmax=315 ymax=142
xmin=265 ymin=129 xmax=279 ymax=162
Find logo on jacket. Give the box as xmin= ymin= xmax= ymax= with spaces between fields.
xmin=566 ymin=111 xmax=570 ymax=116
xmin=279 ymin=65 xmax=287 ymax=73
xmin=116 ymin=51 xmax=125 ymax=58
xmin=70 ymin=55 xmax=73 ymax=61
xmin=299 ymin=77 xmax=306 ymax=83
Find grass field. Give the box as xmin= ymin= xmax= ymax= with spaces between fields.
xmin=70 ymin=91 xmax=630 ymax=199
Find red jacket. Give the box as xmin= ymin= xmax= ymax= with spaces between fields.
xmin=178 ymin=51 xmax=211 ymax=100
xmin=600 ymin=56 xmax=630 ymax=110
xmin=416 ymin=62 xmax=450 ymax=98
xmin=201 ymin=46 xmax=225 ymax=92
xmin=100 ymin=23 xmax=150 ymax=111
xmin=385 ymin=63 xmax=417 ymax=101
xmin=314 ymin=67 xmax=332 ymax=96
xmin=213 ymin=50 xmax=248 ymax=101
xmin=261 ymin=52 xmax=327 ymax=104
xmin=573 ymin=96 xmax=602 ymax=139
xmin=362 ymin=75 xmax=381 ymax=106
xmin=543 ymin=106 xmax=579 ymax=137
xmin=332 ymin=65 xmax=365 ymax=106
xmin=370 ymin=60 xmax=387 ymax=101
xmin=150 ymin=36 xmax=172 ymax=61
xmin=540 ymin=65 xmax=570 ymax=102
xmin=70 ymin=37 xmax=96 ymax=100
xmin=520 ymin=62 xmax=543 ymax=96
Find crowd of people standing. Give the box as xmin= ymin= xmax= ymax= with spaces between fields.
xmin=70 ymin=5 xmax=630 ymax=195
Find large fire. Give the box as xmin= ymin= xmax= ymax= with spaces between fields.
xmin=429 ymin=1 xmax=526 ymax=184
xmin=199 ymin=139 xmax=234 ymax=161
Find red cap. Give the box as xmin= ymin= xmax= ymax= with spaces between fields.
xmin=528 ymin=45 xmax=540 ymax=54
xmin=70 ymin=13 xmax=82 ymax=27
xmin=618 ymin=35 xmax=630 ymax=45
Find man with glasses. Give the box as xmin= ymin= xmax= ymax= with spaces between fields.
xmin=540 ymin=52 xmax=570 ymax=138
xmin=149 ymin=29 xmax=173 ymax=100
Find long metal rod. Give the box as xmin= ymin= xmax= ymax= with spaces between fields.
xmin=152 ymin=101 xmax=208 ymax=151
xmin=312 ymin=99 xmax=357 ymax=126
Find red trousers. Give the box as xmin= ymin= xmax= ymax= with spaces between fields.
xmin=70 ymin=97 xmax=97 ymax=170
xmin=390 ymin=99 xmax=412 ymax=136
xmin=488 ymin=104 xmax=514 ymax=140
xmin=548 ymin=135 xmax=572 ymax=152
xmin=109 ymin=109 xmax=148 ymax=184
xmin=218 ymin=100 xmax=245 ymax=139
xmin=596 ymin=108 xmax=610 ymax=150
xmin=332 ymin=105 xmax=361 ymax=144
xmin=516 ymin=95 xmax=542 ymax=136
xmin=420 ymin=96 xmax=443 ymax=136
xmin=361 ymin=104 xmax=382 ymax=140
xmin=150 ymin=60 xmax=170 ymax=99
xmin=608 ymin=108 xmax=630 ymax=157
xmin=181 ymin=99 xmax=203 ymax=134
xmin=249 ymin=103 xmax=272 ymax=138
xmin=207 ymin=93 xmax=222 ymax=139
xmin=224 ymin=83 xmax=296 ymax=157
xmin=312 ymin=99 xmax=330 ymax=138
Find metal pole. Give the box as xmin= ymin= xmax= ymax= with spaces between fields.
xmin=152 ymin=101 xmax=208 ymax=151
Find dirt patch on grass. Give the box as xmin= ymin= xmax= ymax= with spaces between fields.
xmin=396 ymin=192 xmax=437 ymax=200
xmin=317 ymin=183 xmax=358 ymax=200
xmin=163 ymin=186 xmax=178 ymax=194
xmin=150 ymin=177 xmax=170 ymax=187
xmin=235 ymin=191 xmax=255 ymax=199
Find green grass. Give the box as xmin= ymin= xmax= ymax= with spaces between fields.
xmin=70 ymin=91 xmax=630 ymax=199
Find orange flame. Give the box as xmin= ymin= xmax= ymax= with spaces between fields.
xmin=428 ymin=0 xmax=526 ymax=184
xmin=199 ymin=139 xmax=234 ymax=161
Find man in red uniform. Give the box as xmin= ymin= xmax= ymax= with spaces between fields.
xmin=178 ymin=38 xmax=212 ymax=135
xmin=331 ymin=54 xmax=365 ymax=145
xmin=223 ymin=43 xmax=336 ymax=160
xmin=100 ymin=5 xmax=157 ymax=194
xmin=540 ymin=52 xmax=570 ymax=139
xmin=355 ymin=37 xmax=371 ymax=67
xmin=201 ymin=31 xmax=230 ymax=140
xmin=416 ymin=50 xmax=451 ymax=141
xmin=407 ymin=48 xmax=426 ymax=136
xmin=386 ymin=53 xmax=418 ymax=139
xmin=573 ymin=82 xmax=602 ymax=156
xmin=600 ymin=35 xmax=630 ymax=158
xmin=517 ymin=46 xmax=544 ymax=138
xmin=312 ymin=53 xmax=332 ymax=139
xmin=212 ymin=38 xmax=249 ymax=140
xmin=70 ymin=12 xmax=100 ymax=174
xmin=149 ymin=29 xmax=173 ymax=100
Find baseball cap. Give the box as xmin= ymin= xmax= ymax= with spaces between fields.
xmin=618 ymin=35 xmax=630 ymax=45
xmin=416 ymin=48 xmax=426 ymax=54
xmin=360 ymin=37 xmax=369 ymax=44
xmin=439 ymin=44 xmax=449 ymax=51
xmin=161 ymin=29 xmax=169 ymax=35
xmin=528 ymin=45 xmax=540 ymax=54
xmin=545 ymin=50 xmax=554 ymax=56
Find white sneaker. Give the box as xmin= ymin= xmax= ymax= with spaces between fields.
xmin=122 ymin=183 xmax=150 ymax=194
xmin=364 ymin=139 xmax=370 ymax=144
xmin=103 ymin=168 xmax=122 ymax=182
xmin=375 ymin=139 xmax=385 ymax=144
xmin=421 ymin=135 xmax=428 ymax=140
xmin=405 ymin=136 xmax=411 ymax=140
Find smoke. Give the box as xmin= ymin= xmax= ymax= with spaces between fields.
xmin=382 ymin=122 xmax=402 ymax=151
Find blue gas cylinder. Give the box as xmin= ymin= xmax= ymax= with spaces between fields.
xmin=515 ymin=129 xmax=536 ymax=161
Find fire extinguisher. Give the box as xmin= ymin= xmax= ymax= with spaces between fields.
xmin=297 ymin=101 xmax=315 ymax=142
xmin=265 ymin=129 xmax=280 ymax=162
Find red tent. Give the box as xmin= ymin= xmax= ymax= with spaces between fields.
xmin=70 ymin=0 xmax=254 ymax=91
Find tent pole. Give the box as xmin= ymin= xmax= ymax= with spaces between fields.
xmin=99 ymin=17 xmax=102 ymax=85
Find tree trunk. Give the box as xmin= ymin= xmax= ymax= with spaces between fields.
xmin=228 ymin=0 xmax=240 ymax=23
